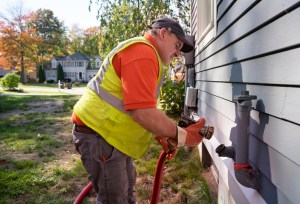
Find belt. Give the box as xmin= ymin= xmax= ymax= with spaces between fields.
xmin=74 ymin=124 xmax=97 ymax=134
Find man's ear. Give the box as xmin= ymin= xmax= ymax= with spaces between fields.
xmin=159 ymin=28 xmax=167 ymax=39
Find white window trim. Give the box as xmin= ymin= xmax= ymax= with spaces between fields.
xmin=195 ymin=0 xmax=217 ymax=51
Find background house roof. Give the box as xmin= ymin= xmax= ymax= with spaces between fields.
xmin=53 ymin=52 xmax=91 ymax=61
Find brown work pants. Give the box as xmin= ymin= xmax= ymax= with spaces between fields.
xmin=72 ymin=127 xmax=136 ymax=204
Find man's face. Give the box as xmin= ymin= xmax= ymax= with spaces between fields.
xmin=157 ymin=28 xmax=183 ymax=65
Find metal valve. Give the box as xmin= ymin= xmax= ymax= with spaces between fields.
xmin=178 ymin=114 xmax=214 ymax=140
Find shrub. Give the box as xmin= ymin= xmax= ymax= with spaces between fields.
xmin=38 ymin=65 xmax=46 ymax=83
xmin=57 ymin=63 xmax=64 ymax=81
xmin=160 ymin=78 xmax=185 ymax=118
xmin=0 ymin=73 xmax=20 ymax=90
xmin=46 ymin=79 xmax=55 ymax=83
xmin=72 ymin=81 xmax=82 ymax=87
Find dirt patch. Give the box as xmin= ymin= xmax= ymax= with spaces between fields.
xmin=0 ymin=100 xmax=64 ymax=119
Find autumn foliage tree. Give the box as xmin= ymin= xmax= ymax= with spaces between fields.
xmin=0 ymin=2 xmax=39 ymax=84
xmin=0 ymin=3 xmax=67 ymax=84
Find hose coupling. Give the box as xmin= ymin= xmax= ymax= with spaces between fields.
xmin=200 ymin=126 xmax=214 ymax=139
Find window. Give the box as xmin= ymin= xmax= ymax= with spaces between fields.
xmin=64 ymin=72 xmax=72 ymax=78
xmin=79 ymin=72 xmax=82 ymax=79
xmin=196 ymin=0 xmax=216 ymax=48
xmin=52 ymin=61 xmax=56 ymax=68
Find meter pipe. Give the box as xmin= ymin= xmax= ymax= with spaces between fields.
xmin=216 ymin=91 xmax=260 ymax=190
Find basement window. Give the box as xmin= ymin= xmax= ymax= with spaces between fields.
xmin=196 ymin=0 xmax=217 ymax=48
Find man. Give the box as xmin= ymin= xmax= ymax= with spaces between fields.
xmin=72 ymin=17 xmax=207 ymax=204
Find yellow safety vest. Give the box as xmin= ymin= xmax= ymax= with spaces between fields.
xmin=74 ymin=37 xmax=164 ymax=159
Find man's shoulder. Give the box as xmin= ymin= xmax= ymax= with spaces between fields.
xmin=119 ymin=42 xmax=158 ymax=61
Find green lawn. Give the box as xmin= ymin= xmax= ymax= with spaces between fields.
xmin=0 ymin=87 xmax=212 ymax=204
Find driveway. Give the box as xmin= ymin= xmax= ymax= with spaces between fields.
xmin=0 ymin=85 xmax=86 ymax=96
xmin=59 ymin=87 xmax=85 ymax=95
xmin=26 ymin=86 xmax=86 ymax=95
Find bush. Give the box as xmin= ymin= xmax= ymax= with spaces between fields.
xmin=0 ymin=73 xmax=20 ymax=90
xmin=160 ymin=79 xmax=185 ymax=118
xmin=46 ymin=80 xmax=55 ymax=83
xmin=57 ymin=63 xmax=64 ymax=81
xmin=72 ymin=81 xmax=82 ymax=87
xmin=63 ymin=78 xmax=71 ymax=83
xmin=38 ymin=65 xmax=46 ymax=83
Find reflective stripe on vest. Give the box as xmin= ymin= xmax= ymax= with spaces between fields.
xmin=88 ymin=37 xmax=164 ymax=113
xmin=88 ymin=80 xmax=126 ymax=113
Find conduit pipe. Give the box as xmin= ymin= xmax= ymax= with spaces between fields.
xmin=216 ymin=91 xmax=260 ymax=190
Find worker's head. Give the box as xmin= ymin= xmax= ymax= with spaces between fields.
xmin=147 ymin=17 xmax=194 ymax=65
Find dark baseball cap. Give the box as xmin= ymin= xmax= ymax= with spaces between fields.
xmin=149 ymin=17 xmax=194 ymax=53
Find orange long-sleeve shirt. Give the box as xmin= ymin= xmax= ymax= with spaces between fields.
xmin=72 ymin=34 xmax=160 ymax=125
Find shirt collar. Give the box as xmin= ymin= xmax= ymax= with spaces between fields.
xmin=143 ymin=33 xmax=158 ymax=51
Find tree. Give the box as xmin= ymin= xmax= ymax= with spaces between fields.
xmin=68 ymin=25 xmax=100 ymax=56
xmin=57 ymin=63 xmax=64 ymax=81
xmin=89 ymin=0 xmax=191 ymax=56
xmin=29 ymin=9 xmax=68 ymax=58
xmin=81 ymin=26 xmax=100 ymax=56
xmin=0 ymin=1 xmax=39 ymax=84
xmin=68 ymin=25 xmax=84 ymax=54
xmin=37 ymin=65 xmax=45 ymax=83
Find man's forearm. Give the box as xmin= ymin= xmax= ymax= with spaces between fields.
xmin=129 ymin=108 xmax=177 ymax=139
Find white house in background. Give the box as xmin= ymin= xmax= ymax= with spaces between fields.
xmin=46 ymin=52 xmax=101 ymax=82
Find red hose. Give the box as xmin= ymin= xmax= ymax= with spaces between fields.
xmin=74 ymin=181 xmax=93 ymax=204
xmin=150 ymin=150 xmax=168 ymax=204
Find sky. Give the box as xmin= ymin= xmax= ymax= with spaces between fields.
xmin=0 ymin=0 xmax=100 ymax=29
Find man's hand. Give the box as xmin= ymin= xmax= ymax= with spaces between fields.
xmin=177 ymin=118 xmax=206 ymax=146
xmin=155 ymin=136 xmax=178 ymax=160
xmin=154 ymin=118 xmax=206 ymax=159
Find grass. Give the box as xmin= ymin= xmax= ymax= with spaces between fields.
xmin=0 ymin=85 xmax=213 ymax=203
xmin=0 ymin=92 xmax=83 ymax=203
xmin=0 ymin=82 xmax=86 ymax=96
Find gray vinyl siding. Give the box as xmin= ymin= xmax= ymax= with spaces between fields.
xmin=190 ymin=0 xmax=300 ymax=203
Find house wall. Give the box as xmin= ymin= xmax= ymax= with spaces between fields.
xmin=45 ymin=70 xmax=57 ymax=82
xmin=86 ymin=70 xmax=98 ymax=81
xmin=190 ymin=0 xmax=300 ymax=203
xmin=63 ymin=66 xmax=86 ymax=82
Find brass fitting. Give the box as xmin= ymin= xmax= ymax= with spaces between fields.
xmin=200 ymin=126 xmax=214 ymax=139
